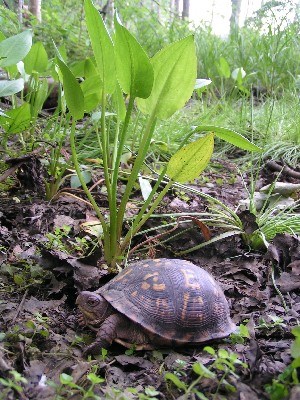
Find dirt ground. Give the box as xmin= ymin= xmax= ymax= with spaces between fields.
xmin=0 ymin=154 xmax=299 ymax=400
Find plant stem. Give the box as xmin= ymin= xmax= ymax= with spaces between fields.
xmin=69 ymin=118 xmax=110 ymax=261
xmin=121 ymin=178 xmax=173 ymax=253
xmin=109 ymin=95 xmax=135 ymax=262
xmin=116 ymin=113 xmax=157 ymax=243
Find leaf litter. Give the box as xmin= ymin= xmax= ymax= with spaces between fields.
xmin=0 ymin=157 xmax=299 ymax=399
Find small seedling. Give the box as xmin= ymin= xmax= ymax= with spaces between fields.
xmin=165 ymin=346 xmax=248 ymax=399
xmin=265 ymin=325 xmax=300 ymax=400
xmin=0 ymin=370 xmax=28 ymax=399
xmin=25 ymin=312 xmax=50 ymax=339
xmin=49 ymin=367 xmax=104 ymax=399
xmin=45 ymin=225 xmax=89 ymax=256
xmin=125 ymin=344 xmax=137 ymax=356
xmin=256 ymin=315 xmax=286 ymax=331
xmin=230 ymin=324 xmax=250 ymax=344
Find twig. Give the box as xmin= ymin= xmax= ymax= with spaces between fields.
xmin=271 ymin=265 xmax=288 ymax=313
xmin=11 ymin=289 xmax=28 ymax=324
xmin=266 ymin=160 xmax=300 ymax=179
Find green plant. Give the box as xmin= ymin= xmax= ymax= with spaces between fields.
xmin=55 ymin=0 xmax=260 ymax=270
xmin=256 ymin=315 xmax=286 ymax=331
xmin=163 ymin=178 xmax=300 ymax=254
xmin=0 ymin=29 xmax=58 ymax=154
xmin=265 ymin=325 xmax=300 ymax=400
xmin=0 ymin=370 xmax=28 ymax=400
xmin=49 ymin=369 xmax=104 ymax=399
xmin=0 ymin=260 xmax=51 ymax=291
xmin=165 ymin=346 xmax=248 ymax=399
xmin=0 ymin=30 xmax=32 ymax=150
xmin=45 ymin=225 xmax=90 ymax=255
xmin=25 ymin=312 xmax=50 ymax=339
xmin=229 ymin=324 xmax=250 ymax=344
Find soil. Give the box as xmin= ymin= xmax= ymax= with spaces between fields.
xmin=0 ymin=151 xmax=299 ymax=400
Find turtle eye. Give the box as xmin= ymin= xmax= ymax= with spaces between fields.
xmin=87 ymin=296 xmax=100 ymax=307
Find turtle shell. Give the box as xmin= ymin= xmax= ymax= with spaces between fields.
xmin=99 ymin=258 xmax=236 ymax=343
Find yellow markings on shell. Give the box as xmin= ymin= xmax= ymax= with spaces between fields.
xmin=181 ymin=292 xmax=190 ymax=320
xmin=141 ymin=282 xmax=151 ymax=290
xmin=114 ymin=268 xmax=133 ymax=282
xmin=131 ymin=291 xmax=138 ymax=297
xmin=198 ymin=296 xmax=204 ymax=304
xmin=144 ymin=272 xmax=159 ymax=280
xmin=181 ymin=268 xmax=201 ymax=290
xmin=152 ymin=283 xmax=166 ymax=291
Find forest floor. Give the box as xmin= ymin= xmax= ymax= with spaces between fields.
xmin=0 ymin=150 xmax=299 ymax=400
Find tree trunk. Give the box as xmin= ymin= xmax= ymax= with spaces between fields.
xmin=230 ymin=0 xmax=242 ymax=33
xmin=182 ymin=0 xmax=189 ymax=19
xmin=174 ymin=0 xmax=179 ymax=15
xmin=14 ymin=0 xmax=23 ymax=23
xmin=28 ymin=0 xmax=42 ymax=22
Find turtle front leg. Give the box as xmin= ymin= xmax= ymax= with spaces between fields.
xmin=83 ymin=313 xmax=127 ymax=356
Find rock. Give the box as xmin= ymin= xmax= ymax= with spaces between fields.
xmin=260 ymin=182 xmax=300 ymax=197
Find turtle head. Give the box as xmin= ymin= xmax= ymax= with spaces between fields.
xmin=76 ymin=291 xmax=111 ymax=328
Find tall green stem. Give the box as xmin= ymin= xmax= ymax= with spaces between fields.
xmin=116 ymin=114 xmax=157 ymax=240
xmin=109 ymin=95 xmax=135 ymax=261
xmin=121 ymin=178 xmax=173 ymax=252
xmin=69 ymin=118 xmax=110 ymax=261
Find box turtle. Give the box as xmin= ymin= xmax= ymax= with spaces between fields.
xmin=76 ymin=258 xmax=236 ymax=355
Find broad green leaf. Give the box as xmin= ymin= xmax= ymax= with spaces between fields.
xmin=193 ymin=390 xmax=209 ymax=400
xmin=291 ymin=337 xmax=300 ymax=359
xmin=71 ymin=171 xmax=92 ymax=189
xmin=204 ymin=345 xmax=216 ymax=355
xmin=218 ymin=348 xmax=229 ymax=358
xmin=114 ymin=13 xmax=153 ymax=98
xmin=292 ymin=326 xmax=300 ymax=339
xmin=24 ymin=41 xmax=48 ymax=74
xmin=164 ymin=373 xmax=187 ymax=390
xmin=60 ymin=373 xmax=74 ymax=384
xmin=0 ymin=78 xmax=24 ymax=96
xmin=0 ymin=30 xmax=32 ymax=67
xmin=84 ymin=0 xmax=115 ymax=93
xmin=167 ymin=132 xmax=214 ymax=183
xmin=70 ymin=59 xmax=86 ymax=77
xmin=192 ymin=362 xmax=215 ymax=379
xmin=80 ymin=75 xmax=103 ymax=112
xmin=193 ymin=125 xmax=262 ymax=152
xmin=71 ymin=58 xmax=99 ymax=80
xmin=30 ymin=78 xmax=49 ymax=117
xmin=80 ymin=75 xmax=102 ymax=97
xmin=217 ymin=56 xmax=230 ymax=78
xmin=84 ymin=58 xmax=98 ymax=78
xmin=112 ymin=81 xmax=126 ymax=121
xmin=137 ymin=35 xmax=197 ymax=119
xmin=55 ymin=48 xmax=84 ymax=120
xmin=0 ymin=103 xmax=31 ymax=133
